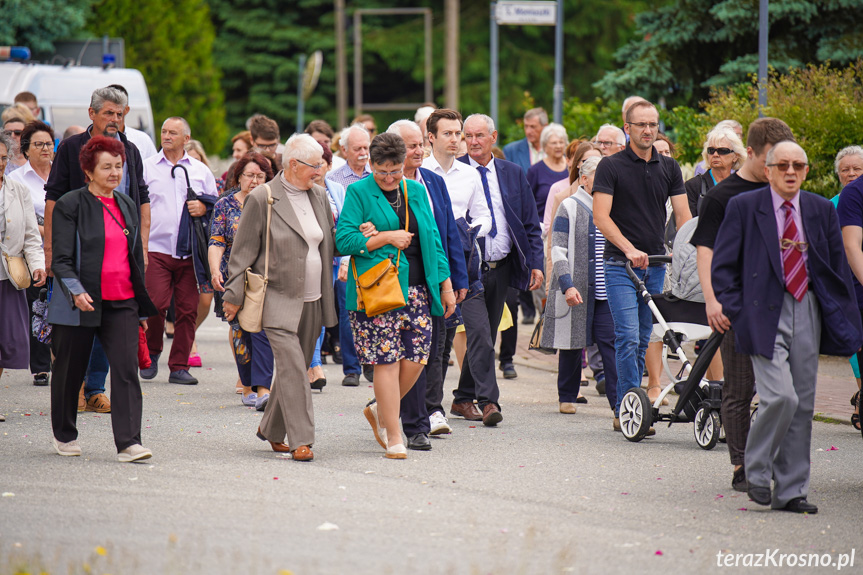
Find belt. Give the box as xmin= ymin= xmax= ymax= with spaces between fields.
xmin=486 ymin=258 xmax=507 ymax=269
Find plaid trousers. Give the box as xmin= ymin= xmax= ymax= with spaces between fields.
xmin=719 ymin=327 xmax=756 ymax=466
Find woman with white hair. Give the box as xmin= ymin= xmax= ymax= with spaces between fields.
xmin=222 ymin=134 xmax=338 ymax=462
xmin=542 ymin=156 xmax=619 ymax=417
xmin=527 ymin=123 xmax=569 ymax=220
xmin=685 ymin=126 xmax=746 ymax=217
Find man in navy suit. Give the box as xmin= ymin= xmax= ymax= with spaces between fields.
xmin=454 ymin=113 xmax=544 ymax=425
xmin=712 ymin=141 xmax=862 ymax=513
xmin=387 ymin=120 xmax=468 ymax=450
xmin=502 ymin=107 xmax=548 ymax=325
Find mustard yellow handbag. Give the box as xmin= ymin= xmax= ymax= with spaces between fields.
xmin=0 ymin=243 xmax=31 ymax=290
xmin=352 ymin=180 xmax=408 ymax=317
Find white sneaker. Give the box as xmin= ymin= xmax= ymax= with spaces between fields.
xmin=429 ymin=411 xmax=452 ymax=435
xmin=52 ymin=437 xmax=81 ymax=456
xmin=118 ymin=444 xmax=153 ymax=462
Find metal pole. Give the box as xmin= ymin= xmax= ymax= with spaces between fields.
xmin=353 ymin=11 xmax=362 ymax=117
xmin=490 ymin=2 xmax=498 ymax=128
xmin=758 ymin=0 xmax=768 ymax=114
xmin=335 ymin=0 xmax=347 ymax=129
xmin=424 ymin=10 xmax=433 ymax=105
xmin=553 ymin=0 xmax=564 ymax=123
xmin=297 ymin=54 xmax=306 ymax=133
xmin=445 ymin=0 xmax=459 ymax=109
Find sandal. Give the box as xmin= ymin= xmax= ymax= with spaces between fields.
xmin=851 ymin=391 xmax=859 ymax=407
xmin=852 ymin=413 xmax=861 ymax=431
xmin=647 ymin=386 xmax=669 ymax=406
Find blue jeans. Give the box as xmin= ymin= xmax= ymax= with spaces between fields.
xmin=310 ymin=327 xmax=325 ymax=369
xmin=604 ymin=261 xmax=665 ymax=416
xmin=335 ymin=279 xmax=360 ymax=375
xmin=84 ymin=336 xmax=108 ymax=398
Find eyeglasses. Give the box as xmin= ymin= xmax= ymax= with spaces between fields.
xmin=295 ymin=159 xmax=325 ymax=170
xmin=373 ymin=169 xmax=404 ymax=178
xmin=780 ymin=238 xmax=808 ymax=252
xmin=241 ymin=172 xmax=267 ymax=181
xmin=707 ymin=147 xmax=734 ymax=156
xmin=767 ymin=162 xmax=808 ymax=173
xmin=628 ymin=122 xmax=659 ymax=129
xmin=593 ymin=140 xmax=616 ymax=148
xmin=256 ymin=142 xmax=279 ymax=152
xmin=30 ymin=141 xmax=53 ymax=150
xmin=7 ymin=130 xmax=22 ymax=136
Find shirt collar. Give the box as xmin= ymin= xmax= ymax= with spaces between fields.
xmin=770 ymin=187 xmax=801 ymax=213
xmin=467 ymin=155 xmax=495 ymax=172
xmin=623 ymin=143 xmax=659 ymax=164
xmin=156 ymin=149 xmax=192 ymax=166
xmin=574 ymin=186 xmax=593 ymax=210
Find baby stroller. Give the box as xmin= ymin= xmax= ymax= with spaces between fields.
xmin=618 ymin=256 xmax=725 ymax=449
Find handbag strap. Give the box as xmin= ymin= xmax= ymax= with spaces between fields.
xmin=98 ymin=198 xmax=130 ymax=236
xmin=263 ymin=184 xmax=273 ymax=281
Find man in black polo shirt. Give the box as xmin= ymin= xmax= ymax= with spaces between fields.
xmin=690 ymin=117 xmax=794 ymax=492
xmin=593 ymin=100 xmax=691 ymax=429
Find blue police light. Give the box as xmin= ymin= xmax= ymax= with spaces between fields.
xmin=102 ymin=54 xmax=116 ymax=67
xmin=0 ymin=46 xmax=31 ymax=60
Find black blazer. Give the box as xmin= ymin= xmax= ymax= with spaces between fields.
xmin=49 ymin=186 xmax=156 ymax=327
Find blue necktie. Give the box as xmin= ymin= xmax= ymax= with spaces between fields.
xmin=477 ymin=165 xmax=498 ymax=238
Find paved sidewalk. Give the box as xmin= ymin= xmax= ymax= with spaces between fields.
xmin=507 ymin=318 xmax=860 ymax=425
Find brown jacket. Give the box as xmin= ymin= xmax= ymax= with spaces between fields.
xmin=223 ymin=174 xmax=337 ymax=332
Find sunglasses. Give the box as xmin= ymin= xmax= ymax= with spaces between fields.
xmin=707 ymin=147 xmax=734 ymax=156
xmin=767 ymin=161 xmax=808 ymax=173
xmin=7 ymin=130 xmax=23 ymax=136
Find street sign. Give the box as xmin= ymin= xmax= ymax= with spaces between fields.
xmin=495 ymin=1 xmax=557 ymax=26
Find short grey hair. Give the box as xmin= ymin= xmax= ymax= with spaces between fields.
xmin=339 ymin=124 xmax=370 ymax=149
xmin=765 ymin=141 xmax=808 ymax=165
xmin=0 ymin=131 xmax=15 ymax=160
xmin=595 ymin=123 xmax=626 ymax=146
xmin=702 ymin=126 xmax=746 ymax=170
xmin=715 ymin=119 xmax=743 ymax=134
xmin=540 ymin=123 xmax=568 ymax=149
xmin=414 ymin=106 xmax=435 ymax=123
xmin=90 ymin=87 xmax=128 ymax=112
xmin=163 ymin=116 xmax=191 ymax=137
xmin=579 ymin=156 xmax=601 ymax=179
xmin=524 ymin=107 xmax=548 ymax=125
xmin=283 ymin=133 xmax=323 ymax=166
xmin=835 ymin=145 xmax=863 ymax=175
xmin=622 ymin=95 xmax=647 ymax=115
xmin=387 ymin=119 xmax=423 ymax=137
xmin=464 ymin=114 xmax=496 ymax=133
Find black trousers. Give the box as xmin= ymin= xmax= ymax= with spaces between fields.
xmin=51 ymin=299 xmax=143 ymax=452
xmin=401 ymin=314 xmax=445 ymax=436
xmin=454 ymin=256 xmax=512 ymax=408
xmin=498 ymin=287 xmax=520 ymax=365
xmin=26 ymin=284 xmax=51 ymax=375
xmin=719 ymin=326 xmax=756 ymax=466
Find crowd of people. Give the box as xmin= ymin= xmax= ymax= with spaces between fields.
xmin=1 ymin=86 xmax=862 ymax=513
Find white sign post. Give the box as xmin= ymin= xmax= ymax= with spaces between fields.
xmin=490 ymin=1 xmax=564 ymax=126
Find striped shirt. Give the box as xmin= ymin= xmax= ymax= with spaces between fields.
xmin=595 ymin=228 xmax=608 ymax=300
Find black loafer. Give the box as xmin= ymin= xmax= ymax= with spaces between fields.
xmin=779 ymin=497 xmax=817 ymax=514
xmin=168 ymin=369 xmax=198 ymax=385
xmin=407 ymin=433 xmax=432 ymax=451
xmin=33 ymin=373 xmax=49 ymax=386
xmin=748 ymin=485 xmax=772 ymax=506
xmin=500 ymin=364 xmax=517 ymax=379
xmin=732 ymin=466 xmax=748 ymax=492
xmin=362 ymin=365 xmax=375 ymax=383
xmin=342 ymin=374 xmax=360 ymax=387
xmin=576 ymin=396 xmax=588 ymax=404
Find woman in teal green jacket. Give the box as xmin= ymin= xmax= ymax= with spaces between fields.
xmin=336 ymin=133 xmax=455 ymax=459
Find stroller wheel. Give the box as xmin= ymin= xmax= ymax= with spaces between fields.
xmin=620 ymin=388 xmax=652 ymax=442
xmin=694 ymin=407 xmax=720 ymax=450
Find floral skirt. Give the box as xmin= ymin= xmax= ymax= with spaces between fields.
xmin=349 ymin=285 xmax=432 ymax=365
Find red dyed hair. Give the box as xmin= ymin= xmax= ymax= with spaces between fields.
xmin=79 ymin=135 xmax=126 ymax=180
xmin=232 ymin=152 xmax=274 ymax=186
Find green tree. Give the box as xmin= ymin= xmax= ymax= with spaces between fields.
xmin=0 ymin=0 xmax=93 ymax=53
xmin=596 ymin=0 xmax=863 ymax=107
xmin=87 ymin=0 xmax=227 ymax=153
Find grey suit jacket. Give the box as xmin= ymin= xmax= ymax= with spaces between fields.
xmin=223 ymin=174 xmax=338 ymax=332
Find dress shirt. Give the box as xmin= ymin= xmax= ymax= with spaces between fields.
xmin=8 ymin=160 xmax=47 ymax=219
xmin=771 ymin=187 xmax=808 ymax=267
xmin=413 ymin=169 xmax=434 ymax=212
xmin=143 ymin=151 xmax=218 ymax=258
xmin=421 ymin=154 xmax=491 ymax=237
xmin=529 ymin=145 xmax=545 ymax=166
xmin=326 ymin=161 xmax=371 ymax=191
xmin=331 ymin=155 xmax=347 ymax=171
xmin=125 ymin=127 xmax=158 ymax=160
xmin=467 ymin=156 xmax=512 ymax=260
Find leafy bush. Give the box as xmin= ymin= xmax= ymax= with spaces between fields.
xmin=562 ymin=97 xmax=622 ymax=142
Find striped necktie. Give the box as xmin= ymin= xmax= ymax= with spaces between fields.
xmin=781 ymin=201 xmax=808 ymax=302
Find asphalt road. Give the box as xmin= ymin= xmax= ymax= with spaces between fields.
xmin=1 ymin=321 xmax=862 ymax=574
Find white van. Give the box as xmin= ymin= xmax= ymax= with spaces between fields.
xmin=0 ymin=62 xmax=155 ymax=143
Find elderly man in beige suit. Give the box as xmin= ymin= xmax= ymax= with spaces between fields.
xmin=223 ymin=134 xmax=338 ymax=462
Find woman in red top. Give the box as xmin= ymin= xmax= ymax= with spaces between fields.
xmin=49 ymin=136 xmax=156 ymax=462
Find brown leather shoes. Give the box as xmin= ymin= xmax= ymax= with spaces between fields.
xmin=450 ymin=401 xmax=483 ymax=421
xmin=482 ymin=403 xmax=503 ymax=426
xmin=85 ymin=393 xmax=111 ymax=413
xmin=292 ymin=445 xmax=314 ymax=461
xmin=256 ymin=426 xmax=290 ymax=453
